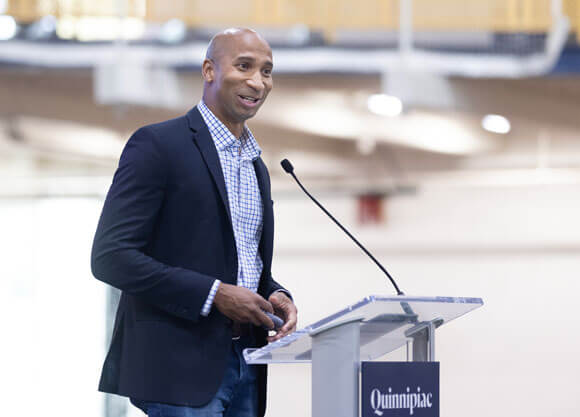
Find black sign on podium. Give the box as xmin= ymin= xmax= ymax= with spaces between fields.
xmin=362 ymin=361 xmax=439 ymax=417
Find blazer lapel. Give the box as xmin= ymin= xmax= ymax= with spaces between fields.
xmin=253 ymin=158 xmax=271 ymax=207
xmin=186 ymin=107 xmax=233 ymax=227
xmin=254 ymin=157 xmax=274 ymax=268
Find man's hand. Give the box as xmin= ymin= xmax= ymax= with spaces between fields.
xmin=213 ymin=283 xmax=275 ymax=329
xmin=267 ymin=292 xmax=298 ymax=343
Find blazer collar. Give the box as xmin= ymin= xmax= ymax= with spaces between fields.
xmin=186 ymin=106 xmax=232 ymax=224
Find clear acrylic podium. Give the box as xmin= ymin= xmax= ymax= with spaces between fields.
xmin=244 ymin=295 xmax=483 ymax=417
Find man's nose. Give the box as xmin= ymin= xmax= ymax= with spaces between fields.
xmin=246 ymin=71 xmax=265 ymax=91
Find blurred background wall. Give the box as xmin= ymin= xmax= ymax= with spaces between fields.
xmin=1 ymin=1 xmax=579 ymax=416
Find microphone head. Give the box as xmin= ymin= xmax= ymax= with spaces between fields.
xmin=280 ymin=159 xmax=294 ymax=174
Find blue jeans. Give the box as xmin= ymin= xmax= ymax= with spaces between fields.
xmin=131 ymin=338 xmax=258 ymax=417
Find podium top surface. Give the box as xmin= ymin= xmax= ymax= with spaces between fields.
xmin=244 ymin=295 xmax=483 ymax=364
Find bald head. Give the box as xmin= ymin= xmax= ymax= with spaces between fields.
xmin=201 ymin=28 xmax=274 ymax=138
xmin=205 ymin=28 xmax=269 ymax=63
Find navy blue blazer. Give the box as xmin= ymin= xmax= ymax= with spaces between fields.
xmin=91 ymin=106 xmax=287 ymax=414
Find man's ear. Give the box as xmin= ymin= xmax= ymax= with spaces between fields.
xmin=202 ymin=59 xmax=214 ymax=83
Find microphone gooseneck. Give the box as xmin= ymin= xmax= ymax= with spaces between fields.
xmin=280 ymin=159 xmax=404 ymax=296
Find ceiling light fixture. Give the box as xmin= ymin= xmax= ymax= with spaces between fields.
xmin=367 ymin=94 xmax=403 ymax=117
xmin=159 ymin=19 xmax=186 ymax=44
xmin=481 ymin=114 xmax=511 ymax=134
xmin=0 ymin=15 xmax=18 ymax=41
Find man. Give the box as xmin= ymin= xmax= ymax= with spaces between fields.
xmin=91 ymin=28 xmax=298 ymax=417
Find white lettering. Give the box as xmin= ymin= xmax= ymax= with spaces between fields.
xmin=370 ymin=389 xmax=384 ymax=416
xmin=370 ymin=389 xmax=380 ymax=412
xmin=368 ymin=386 xmax=435 ymax=416
xmin=409 ymin=393 xmax=418 ymax=415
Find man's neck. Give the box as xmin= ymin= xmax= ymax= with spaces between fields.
xmin=220 ymin=118 xmax=244 ymax=139
xmin=201 ymin=99 xmax=244 ymax=138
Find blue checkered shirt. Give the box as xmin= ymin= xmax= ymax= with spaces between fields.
xmin=198 ymin=101 xmax=264 ymax=316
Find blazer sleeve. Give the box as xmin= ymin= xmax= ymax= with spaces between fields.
xmin=260 ymin=276 xmax=292 ymax=301
xmin=91 ymin=126 xmax=215 ymax=322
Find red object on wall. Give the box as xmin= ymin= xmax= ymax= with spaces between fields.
xmin=357 ymin=194 xmax=384 ymax=225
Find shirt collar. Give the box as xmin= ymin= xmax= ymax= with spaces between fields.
xmin=198 ymin=100 xmax=262 ymax=161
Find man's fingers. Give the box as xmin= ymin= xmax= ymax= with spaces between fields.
xmin=251 ymin=294 xmax=274 ymax=327
xmin=269 ymin=292 xmax=288 ymax=308
xmin=267 ymin=330 xmax=284 ymax=343
xmin=258 ymin=296 xmax=274 ymax=314
xmin=218 ymin=287 xmax=291 ymax=332
xmin=272 ymin=301 xmax=297 ymax=338
xmin=279 ymin=323 xmax=295 ymax=336
xmin=277 ymin=301 xmax=297 ymax=329
xmin=266 ymin=311 xmax=297 ymax=343
xmin=255 ymin=309 xmax=275 ymax=329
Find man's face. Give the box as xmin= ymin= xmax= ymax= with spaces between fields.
xmin=204 ymin=32 xmax=273 ymax=130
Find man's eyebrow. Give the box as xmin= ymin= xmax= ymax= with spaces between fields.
xmin=234 ymin=55 xmax=273 ymax=66
xmin=235 ymin=55 xmax=256 ymax=62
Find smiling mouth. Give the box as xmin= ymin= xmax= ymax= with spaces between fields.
xmin=239 ymin=95 xmax=260 ymax=104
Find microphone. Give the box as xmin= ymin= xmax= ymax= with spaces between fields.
xmin=280 ymin=159 xmax=404 ymax=296
xmin=281 ymin=159 xmax=294 ymax=174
